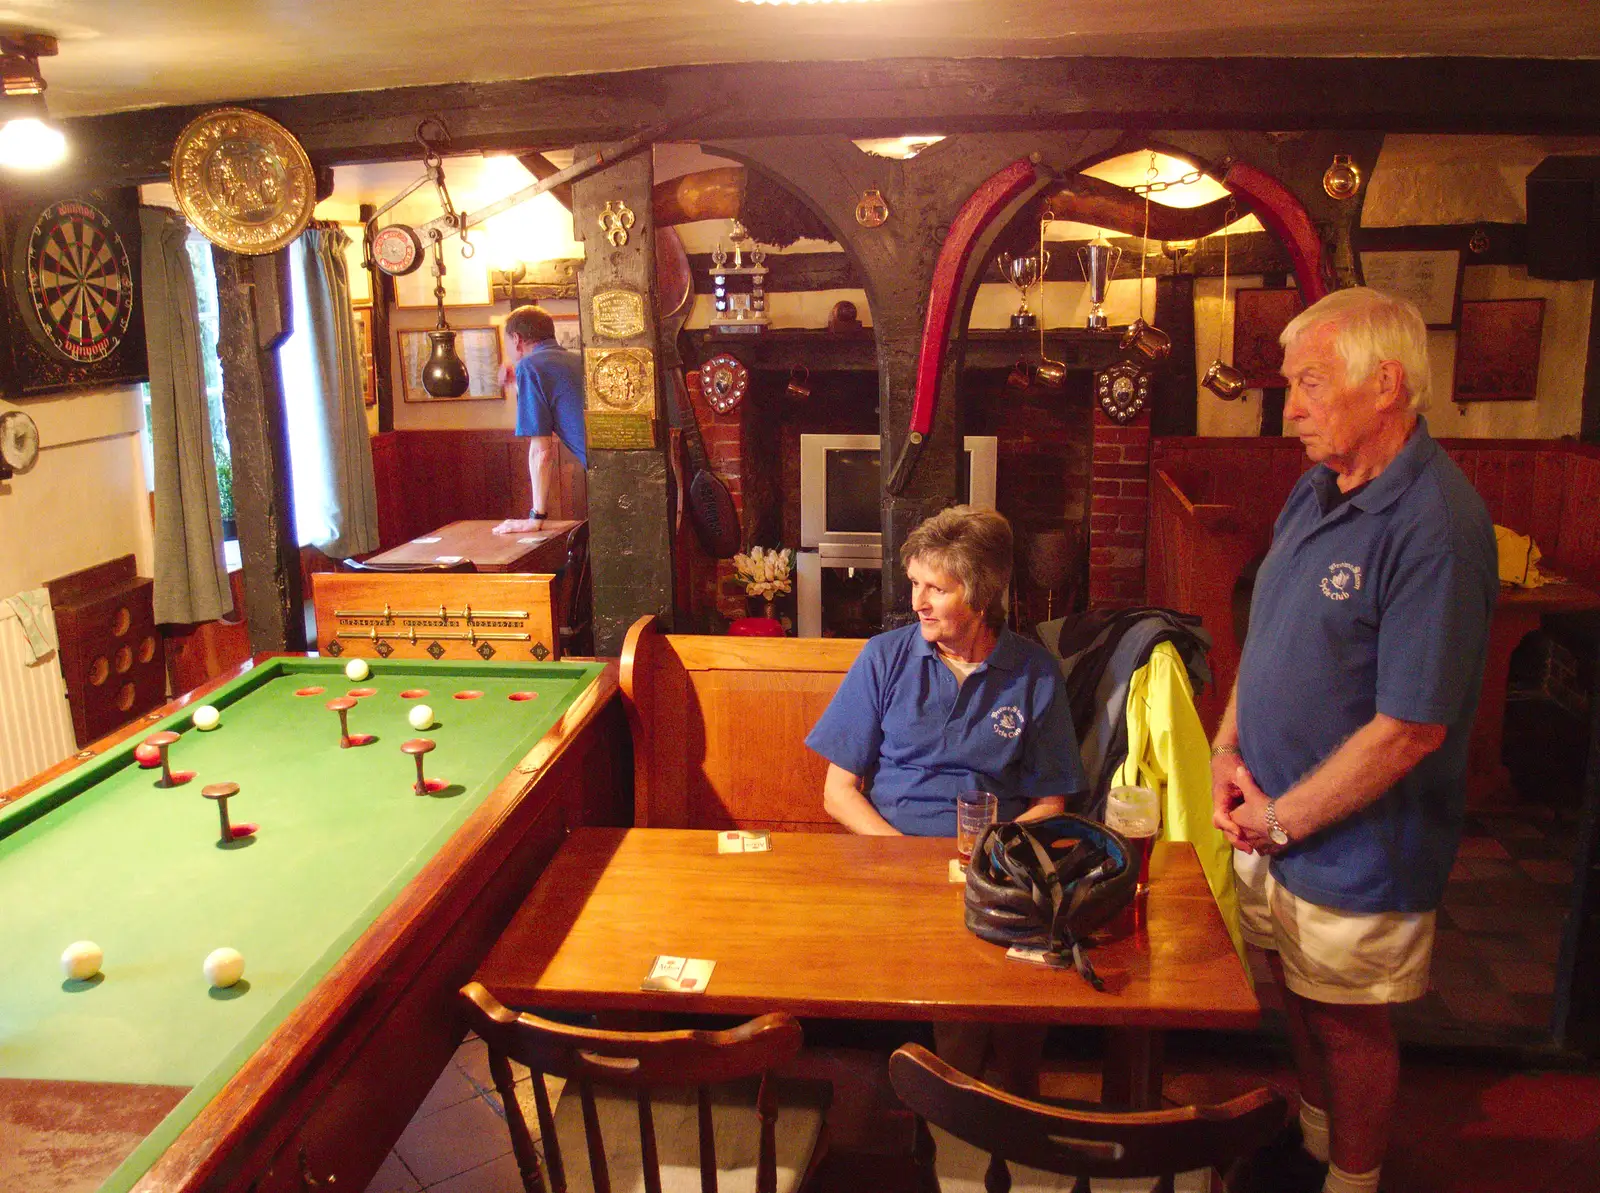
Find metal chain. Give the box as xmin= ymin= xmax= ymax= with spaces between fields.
xmin=417 ymin=118 xmax=472 ymax=259
xmin=1131 ymin=168 xmax=1206 ymax=197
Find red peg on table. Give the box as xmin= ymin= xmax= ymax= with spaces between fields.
xmin=202 ymin=781 xmax=256 ymax=843
xmin=400 ymin=738 xmax=445 ymax=795
xmin=143 ymin=731 xmax=193 ymax=788
xmin=326 ymin=696 xmax=373 ymax=748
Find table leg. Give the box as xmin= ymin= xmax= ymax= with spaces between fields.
xmin=1468 ymin=610 xmax=1541 ymax=809
xmin=1102 ymin=1027 xmax=1163 ymax=1110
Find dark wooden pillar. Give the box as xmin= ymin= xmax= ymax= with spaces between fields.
xmin=570 ymin=145 xmax=674 ymax=655
xmin=211 ymin=247 xmax=305 ymax=653
xmin=1152 ymin=273 xmax=1197 ymax=437
xmin=1582 ymin=293 xmax=1600 ymax=444
xmin=359 ymin=203 xmax=397 ymax=434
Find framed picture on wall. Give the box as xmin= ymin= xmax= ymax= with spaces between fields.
xmin=552 ymin=312 xmax=580 ymax=349
xmin=351 ymin=301 xmax=376 ymax=408
xmin=397 ymin=327 xmax=505 ymax=402
xmin=1452 ymin=298 xmax=1545 ymax=403
xmin=1232 ymin=287 xmax=1304 ymax=388
xmin=1357 ymin=248 xmax=1463 ymax=329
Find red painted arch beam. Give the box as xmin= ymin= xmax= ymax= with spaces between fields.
xmin=1221 ymin=160 xmax=1330 ymax=304
xmin=911 ymin=158 xmax=1039 ymax=438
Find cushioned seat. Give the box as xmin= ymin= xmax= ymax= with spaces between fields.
xmin=549 ymin=1084 xmax=824 ymax=1193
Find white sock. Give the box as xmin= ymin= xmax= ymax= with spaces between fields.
xmin=1323 ymin=1160 xmax=1382 ymax=1193
xmin=1299 ymin=1101 xmax=1331 ymax=1163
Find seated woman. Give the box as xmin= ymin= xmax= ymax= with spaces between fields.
xmin=805 ymin=506 xmax=1085 ymax=1092
xmin=806 ymin=505 xmax=1084 ymax=836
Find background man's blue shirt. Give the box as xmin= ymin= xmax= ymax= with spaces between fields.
xmin=514 ymin=339 xmax=587 ymax=467
xmin=805 ymin=624 xmax=1086 ymax=836
xmin=1236 ymin=418 xmax=1497 ymax=913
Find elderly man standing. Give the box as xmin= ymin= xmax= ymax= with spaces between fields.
xmin=1212 ymin=288 xmax=1497 ymax=1193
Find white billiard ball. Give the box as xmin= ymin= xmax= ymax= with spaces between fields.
xmin=408 ymin=704 xmax=434 ymax=731
xmin=344 ymin=658 xmax=370 ymax=682
xmin=61 ymin=940 xmax=103 ymax=981
xmin=203 ymin=947 xmax=246 ymax=989
xmin=192 ymin=705 xmax=221 ymax=731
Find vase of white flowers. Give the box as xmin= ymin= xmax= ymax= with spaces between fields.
xmin=732 ymin=545 xmax=794 ymax=621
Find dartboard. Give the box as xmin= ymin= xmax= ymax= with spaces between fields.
xmin=17 ymin=199 xmax=136 ymax=364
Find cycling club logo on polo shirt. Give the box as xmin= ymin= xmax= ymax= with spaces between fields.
xmin=991 ymin=705 xmax=1025 ymax=739
xmin=1320 ymin=561 xmax=1364 ymax=601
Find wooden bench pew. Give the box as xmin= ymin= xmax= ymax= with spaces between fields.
xmin=619 ymin=614 xmax=866 ymax=831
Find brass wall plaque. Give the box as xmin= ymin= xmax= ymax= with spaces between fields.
xmin=586 ymin=411 xmax=657 ymax=451
xmin=591 ymin=289 xmax=646 ymax=339
xmin=585 ymin=347 xmax=654 ymax=415
xmin=170 ymin=107 xmax=315 ymax=255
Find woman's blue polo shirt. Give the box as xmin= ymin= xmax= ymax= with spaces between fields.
xmin=805 ymin=624 xmax=1085 ymax=836
xmin=1236 ymin=418 xmax=1497 ymax=913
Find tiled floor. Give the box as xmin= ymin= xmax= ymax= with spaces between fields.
xmin=366 ymin=1036 xmax=558 ymax=1193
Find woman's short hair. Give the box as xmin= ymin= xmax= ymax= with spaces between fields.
xmin=1279 ymin=286 xmax=1431 ymax=411
xmin=504 ymin=304 xmax=557 ymax=344
xmin=900 ymin=505 xmax=1013 ymax=629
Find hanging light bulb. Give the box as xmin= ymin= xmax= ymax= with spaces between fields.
xmin=421 ymin=235 xmax=469 ymax=398
xmin=0 ymin=34 xmax=66 ymax=171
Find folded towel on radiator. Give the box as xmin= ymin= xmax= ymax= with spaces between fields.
xmin=1 ymin=588 xmax=58 ymax=663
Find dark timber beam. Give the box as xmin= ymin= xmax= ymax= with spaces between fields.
xmin=51 ymin=57 xmax=1600 ymax=189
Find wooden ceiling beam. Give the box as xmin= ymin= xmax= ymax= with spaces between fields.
xmin=48 ymin=56 xmax=1600 ymax=189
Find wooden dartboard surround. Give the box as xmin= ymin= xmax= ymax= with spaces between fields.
xmin=1 ymin=187 xmax=149 ymax=397
xmin=46 ymin=554 xmax=165 ymax=747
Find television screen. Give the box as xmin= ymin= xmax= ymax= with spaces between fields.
xmin=825 ymin=449 xmax=879 ymax=533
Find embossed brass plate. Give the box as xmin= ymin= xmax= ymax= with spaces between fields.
xmin=592 ymin=288 xmax=646 ymax=339
xmin=171 ymin=107 xmax=315 ymax=255
xmin=586 ymin=410 xmax=657 ymax=451
xmin=585 ymin=346 xmax=654 ymax=415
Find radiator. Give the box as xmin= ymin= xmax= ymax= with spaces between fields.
xmin=0 ymin=599 xmax=78 ymax=794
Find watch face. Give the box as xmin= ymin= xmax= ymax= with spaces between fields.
xmin=372 ymin=224 xmax=423 ymax=276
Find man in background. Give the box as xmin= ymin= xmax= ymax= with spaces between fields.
xmin=1212 ymin=287 xmax=1497 ymax=1193
xmin=492 ymin=304 xmax=586 ymax=535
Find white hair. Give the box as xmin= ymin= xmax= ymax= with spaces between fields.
xmin=1279 ymin=286 xmax=1431 ymax=412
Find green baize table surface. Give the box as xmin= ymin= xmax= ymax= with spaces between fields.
xmin=0 ymin=656 xmax=603 ymax=1192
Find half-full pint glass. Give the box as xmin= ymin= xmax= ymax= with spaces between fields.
xmin=956 ymin=790 xmax=998 ymax=864
xmin=1104 ymin=784 xmax=1160 ymax=895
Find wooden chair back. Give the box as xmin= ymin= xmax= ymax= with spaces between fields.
xmin=460 ymin=982 xmax=806 ymax=1193
xmin=619 ymin=614 xmax=865 ymax=830
xmin=888 ymin=1043 xmax=1284 ymax=1192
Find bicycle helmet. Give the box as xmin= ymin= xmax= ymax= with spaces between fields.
xmin=963 ymin=813 xmax=1137 ymax=989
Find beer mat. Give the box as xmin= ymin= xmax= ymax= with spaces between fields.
xmin=1005 ymin=945 xmax=1074 ymax=968
xmin=949 ymin=858 xmax=968 ymax=883
xmin=412 ymin=536 xmax=442 ymax=543
xmin=642 ymin=955 xmax=716 ymax=992
xmin=717 ymin=830 xmax=771 ymax=854
xmin=435 ymin=555 xmax=464 ymax=564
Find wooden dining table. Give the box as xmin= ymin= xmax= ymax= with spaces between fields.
xmin=473 ymin=827 xmax=1258 ymax=1109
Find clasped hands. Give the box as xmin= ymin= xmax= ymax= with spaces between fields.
xmin=1211 ymin=754 xmax=1283 ymax=855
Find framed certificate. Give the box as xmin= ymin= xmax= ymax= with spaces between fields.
xmin=1357 ymin=248 xmax=1464 ymax=329
xmin=397 ymin=326 xmax=504 ymax=402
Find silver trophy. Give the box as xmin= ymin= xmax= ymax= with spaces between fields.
xmin=1076 ymin=236 xmax=1123 ymax=331
xmin=997 ymin=251 xmax=1048 ymax=330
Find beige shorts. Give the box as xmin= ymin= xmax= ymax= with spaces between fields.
xmin=1233 ymin=850 xmax=1435 ymax=1005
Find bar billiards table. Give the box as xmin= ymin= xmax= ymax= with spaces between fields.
xmin=0 ymin=654 xmax=628 ymax=1193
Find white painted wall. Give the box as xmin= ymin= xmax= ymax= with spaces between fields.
xmin=0 ymin=385 xmax=153 ymax=600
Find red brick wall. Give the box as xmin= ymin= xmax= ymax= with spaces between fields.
xmin=1088 ymin=409 xmax=1151 ymax=607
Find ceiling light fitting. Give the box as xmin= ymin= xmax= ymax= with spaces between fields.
xmin=0 ymin=33 xmax=64 ymax=171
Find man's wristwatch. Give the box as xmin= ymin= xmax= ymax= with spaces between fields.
xmin=1210 ymin=743 xmax=1242 ymax=759
xmin=1264 ymin=798 xmax=1290 ymax=847
xmin=529 ymin=509 xmax=547 ymax=521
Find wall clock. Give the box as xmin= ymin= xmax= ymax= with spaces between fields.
xmin=1 ymin=188 xmax=148 ymax=397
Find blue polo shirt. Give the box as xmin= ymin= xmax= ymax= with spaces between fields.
xmin=515 ymin=339 xmax=587 ymax=467
xmin=1236 ymin=418 xmax=1497 ymax=913
xmin=805 ymin=624 xmax=1085 ymax=836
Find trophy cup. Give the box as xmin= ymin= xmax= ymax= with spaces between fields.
xmin=997 ymin=251 xmax=1048 ymax=330
xmin=1076 ymin=236 xmax=1122 ymax=331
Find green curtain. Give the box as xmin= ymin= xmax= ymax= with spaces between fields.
xmin=140 ymin=206 xmax=232 ymax=624
xmin=292 ymin=224 xmax=378 ymax=558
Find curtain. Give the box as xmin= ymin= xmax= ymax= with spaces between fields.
xmin=141 ymin=206 xmax=232 ymax=624
xmin=284 ymin=225 xmax=379 ymax=558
